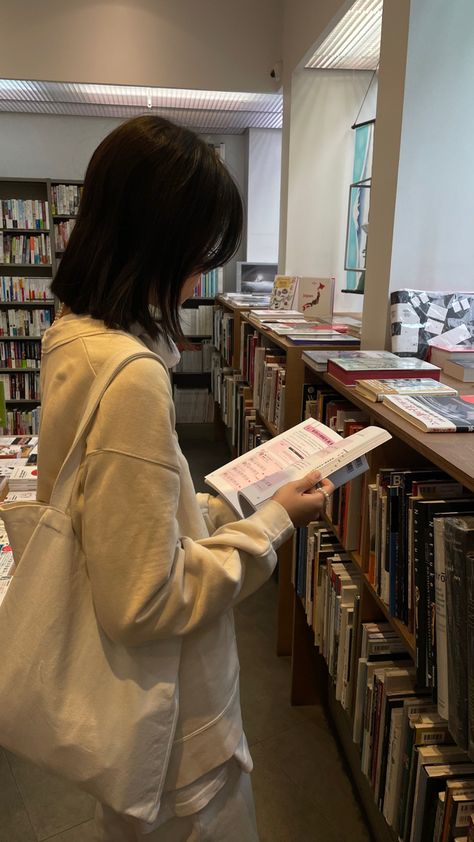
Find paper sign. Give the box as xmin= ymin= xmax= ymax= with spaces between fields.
xmin=411 ymin=296 xmax=421 ymax=308
xmin=419 ymin=293 xmax=429 ymax=304
xmin=425 ymin=319 xmax=445 ymax=335
xmin=461 ymin=298 xmax=470 ymax=310
xmin=427 ymin=303 xmax=448 ymax=321
xmin=452 ymin=300 xmax=462 ymax=313
xmin=427 ymin=323 xmax=471 ymax=347
xmin=390 ymin=303 xmax=419 ymax=325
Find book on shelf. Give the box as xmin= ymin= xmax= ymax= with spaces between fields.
xmin=205 ymin=416 xmax=391 ymax=518
xmin=443 ymin=516 xmax=474 ymax=757
xmin=0 ymin=232 xmax=51 ymax=266
xmin=257 ymin=321 xmax=343 ymax=337
xmin=219 ymin=292 xmax=271 ymax=306
xmin=288 ymin=333 xmax=359 ymax=346
xmin=51 ymin=183 xmax=82 ymax=216
xmin=54 ymin=219 xmax=76 ymax=252
xmin=412 ymin=500 xmax=474 ymax=694
xmin=429 ymin=342 xmax=474 ymax=369
xmin=3 ymin=406 xmax=40 ymax=436
xmin=354 ymin=378 xmax=457 ymax=402
xmin=303 ymin=349 xmax=398 ymax=373
xmin=268 ymin=275 xmax=299 ymax=310
xmin=0 ymin=307 xmax=52 ymax=337
xmin=172 ymin=386 xmax=214 ymax=423
xmin=327 ymin=356 xmax=440 ymax=386
xmin=179 ymin=304 xmax=214 ymax=336
xmin=443 ymin=358 xmax=474 ymax=382
xmin=0 ymin=276 xmax=52 ymax=302
xmin=382 ymin=394 xmax=474 ymax=432
xmin=1 ymin=198 xmax=49 ymax=230
xmin=192 ymin=268 xmax=223 ymax=298
xmin=249 ymin=308 xmax=306 ymax=321
xmin=411 ymin=756 xmax=474 ymax=842
xmin=296 ymin=276 xmax=335 ymax=318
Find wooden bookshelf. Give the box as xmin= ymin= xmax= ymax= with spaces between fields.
xmin=212 ymin=298 xmax=362 ymax=656
xmin=293 ymin=352 xmax=474 ymax=842
xmin=0 ymin=177 xmax=85 ymax=432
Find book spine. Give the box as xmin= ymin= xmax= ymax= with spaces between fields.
xmin=468 ymin=551 xmax=474 ymax=762
xmin=434 ymin=518 xmax=449 ymax=720
xmin=445 ymin=519 xmax=469 ymax=750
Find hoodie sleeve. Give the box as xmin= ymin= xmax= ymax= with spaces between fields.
xmin=196 ymin=492 xmax=241 ymax=532
xmin=79 ymin=357 xmax=294 ymax=646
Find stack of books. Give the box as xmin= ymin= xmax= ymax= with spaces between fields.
xmin=327 ymin=355 xmax=441 ymax=386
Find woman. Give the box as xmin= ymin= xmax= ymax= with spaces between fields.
xmin=40 ymin=116 xmax=333 ymax=841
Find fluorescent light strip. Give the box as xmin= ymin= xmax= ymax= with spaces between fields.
xmin=306 ymin=0 xmax=382 ymax=71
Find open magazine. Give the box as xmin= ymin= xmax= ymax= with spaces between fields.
xmin=205 ymin=418 xmax=391 ymax=518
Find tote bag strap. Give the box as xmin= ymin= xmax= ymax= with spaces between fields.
xmin=49 ymin=349 xmax=164 ymax=513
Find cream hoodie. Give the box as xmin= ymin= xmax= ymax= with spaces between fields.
xmin=37 ymin=315 xmax=293 ymax=806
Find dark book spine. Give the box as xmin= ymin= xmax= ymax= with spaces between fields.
xmin=413 ymin=502 xmax=429 ymax=688
xmin=468 ymin=551 xmax=474 ymax=762
xmin=388 ymin=484 xmax=401 ymax=617
xmin=445 ymin=518 xmax=468 ymax=750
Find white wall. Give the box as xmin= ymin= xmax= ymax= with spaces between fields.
xmin=362 ymin=0 xmax=474 ymax=349
xmin=0 ymin=113 xmax=247 ymax=291
xmin=0 ymin=0 xmax=281 ymax=94
xmin=390 ymin=0 xmax=474 ymax=292
xmin=285 ymin=69 xmax=373 ymax=313
xmin=246 ymin=128 xmax=282 ymax=262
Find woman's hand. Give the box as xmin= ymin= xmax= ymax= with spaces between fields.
xmin=272 ymin=470 xmax=335 ymax=528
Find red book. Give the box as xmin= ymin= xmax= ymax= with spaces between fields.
xmin=327 ymin=356 xmax=440 ymax=386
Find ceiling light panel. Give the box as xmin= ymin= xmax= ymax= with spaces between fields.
xmin=306 ymin=0 xmax=382 ymax=71
xmin=0 ymin=80 xmax=282 ymax=133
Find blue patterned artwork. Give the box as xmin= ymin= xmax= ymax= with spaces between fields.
xmin=345 ymin=123 xmax=374 ymax=290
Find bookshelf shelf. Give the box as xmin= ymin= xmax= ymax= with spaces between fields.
xmin=0 ymin=300 xmax=55 ymax=307
xmin=1 ymin=228 xmax=50 ymax=234
xmin=0 ymin=335 xmax=42 ymax=340
xmin=5 ymin=399 xmax=40 ymax=404
xmin=52 ymin=214 xmax=79 ymax=220
xmin=0 ymin=368 xmax=39 ymax=373
xmin=0 ymin=264 xmax=52 ymax=269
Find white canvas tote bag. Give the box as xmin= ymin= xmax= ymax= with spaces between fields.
xmin=0 ymin=349 xmax=181 ymax=822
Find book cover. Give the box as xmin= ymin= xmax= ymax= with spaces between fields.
xmin=355 ymin=378 xmax=457 ymax=401
xmin=444 ymin=517 xmax=474 ymax=751
xmin=328 ymin=357 xmax=440 ymax=386
xmin=383 ymin=394 xmax=474 ymax=432
xmin=412 ymin=500 xmax=474 ymax=690
xmin=416 ymin=764 xmax=474 ymax=842
xmin=302 ymin=349 xmax=397 ymax=372
xmin=268 ymin=275 xmax=298 ymax=310
xmin=444 ymin=358 xmax=474 ymax=382
xmin=296 ymin=276 xmax=335 ymax=318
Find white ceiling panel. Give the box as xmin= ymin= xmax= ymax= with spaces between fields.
xmin=306 ymin=0 xmax=382 ymax=71
xmin=0 ymin=79 xmax=282 ymax=133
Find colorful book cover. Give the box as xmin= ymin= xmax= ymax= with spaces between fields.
xmin=269 ymin=275 xmax=298 ymax=310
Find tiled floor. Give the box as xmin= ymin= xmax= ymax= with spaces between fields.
xmin=0 ymin=438 xmax=372 ymax=841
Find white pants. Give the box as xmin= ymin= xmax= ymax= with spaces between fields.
xmin=94 ymin=763 xmax=259 ymax=842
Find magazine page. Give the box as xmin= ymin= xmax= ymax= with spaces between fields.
xmin=205 ymin=418 xmax=391 ymax=517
